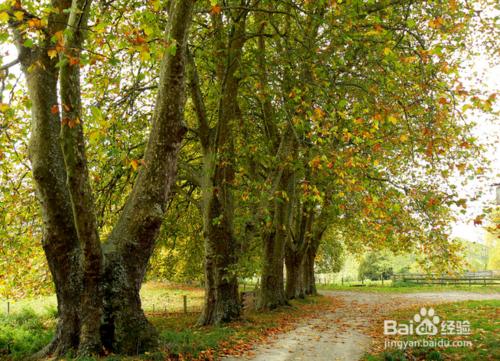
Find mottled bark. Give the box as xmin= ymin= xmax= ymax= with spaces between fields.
xmin=100 ymin=253 xmax=158 ymax=354
xmin=285 ymin=192 xmax=315 ymax=300
xmin=102 ymin=0 xmax=194 ymax=351
xmin=258 ymin=170 xmax=294 ymax=309
xmin=191 ymin=8 xmax=248 ymax=325
xmin=285 ymin=246 xmax=305 ymax=299
xmin=17 ymin=8 xmax=83 ymax=355
xmin=302 ymin=214 xmax=328 ymax=296
xmin=12 ymin=0 xmax=195 ymax=357
xmin=25 ymin=65 xmax=83 ymax=357
xmin=198 ymin=176 xmax=240 ymax=325
xmin=59 ymin=0 xmax=103 ymax=354
xmin=259 ymin=225 xmax=287 ymax=309
xmin=303 ymin=244 xmax=318 ymax=296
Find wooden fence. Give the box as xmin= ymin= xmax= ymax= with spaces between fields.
xmin=393 ymin=271 xmax=500 ymax=286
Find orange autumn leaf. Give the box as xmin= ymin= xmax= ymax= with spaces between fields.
xmin=27 ymin=18 xmax=42 ymax=29
xmin=210 ymin=4 xmax=222 ymax=15
xmin=130 ymin=159 xmax=139 ymax=171
xmin=69 ymin=57 xmax=80 ymax=66
xmin=67 ymin=117 xmax=80 ymax=128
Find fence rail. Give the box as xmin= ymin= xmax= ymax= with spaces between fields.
xmin=393 ymin=272 xmax=500 ymax=286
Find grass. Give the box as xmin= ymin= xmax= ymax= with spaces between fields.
xmin=0 ymin=308 xmax=55 ymax=360
xmin=363 ymin=300 xmax=500 ymax=361
xmin=139 ymin=282 xmax=204 ymax=313
xmin=318 ymin=282 xmax=500 ymax=294
xmin=0 ymin=282 xmax=335 ymax=360
xmin=0 ymin=281 xmax=205 ymax=316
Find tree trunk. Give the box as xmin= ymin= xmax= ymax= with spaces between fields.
xmin=21 ymin=42 xmax=83 ymax=358
xmin=196 ymin=9 xmax=248 ymax=325
xmin=100 ymin=253 xmax=158 ymax=354
xmin=259 ymin=229 xmax=287 ymax=309
xmin=59 ymin=1 xmax=103 ymax=354
xmin=36 ymin=241 xmax=82 ymax=358
xmin=285 ymin=246 xmax=305 ymax=299
xmin=99 ymin=0 xmax=194 ymax=352
xmin=258 ymin=171 xmax=293 ymax=309
xmin=198 ymin=185 xmax=240 ymax=325
xmin=303 ymin=244 xmax=318 ymax=296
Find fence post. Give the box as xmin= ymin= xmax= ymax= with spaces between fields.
xmin=341 ymin=277 xmax=344 ymax=286
xmin=381 ymin=275 xmax=384 ymax=286
xmin=183 ymin=295 xmax=187 ymax=314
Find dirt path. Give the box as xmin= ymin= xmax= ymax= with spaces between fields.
xmin=223 ymin=290 xmax=500 ymax=361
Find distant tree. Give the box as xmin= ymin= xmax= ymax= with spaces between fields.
xmin=358 ymin=252 xmax=394 ymax=281
xmin=315 ymin=230 xmax=345 ymax=274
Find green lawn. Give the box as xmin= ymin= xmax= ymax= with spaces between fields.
xmin=364 ymin=300 xmax=500 ymax=361
xmin=0 ymin=281 xmax=204 ymax=316
xmin=0 ymin=282 xmax=204 ymax=360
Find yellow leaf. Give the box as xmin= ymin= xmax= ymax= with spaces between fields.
xmin=0 ymin=103 xmax=9 ymax=112
xmin=310 ymin=156 xmax=322 ymax=170
xmin=144 ymin=26 xmax=154 ymax=36
xmin=383 ymin=47 xmax=392 ymax=56
xmin=400 ymin=134 xmax=409 ymax=142
xmin=388 ymin=115 xmax=398 ymax=124
xmin=14 ymin=11 xmax=24 ymax=21
xmin=313 ymin=107 xmax=325 ymax=120
xmin=140 ymin=48 xmax=151 ymax=62
xmin=47 ymin=49 xmax=58 ymax=59
xmin=0 ymin=12 xmax=9 ymax=23
xmin=429 ymin=17 xmax=443 ymax=29
xmin=130 ymin=159 xmax=139 ymax=171
xmin=54 ymin=31 xmax=64 ymax=44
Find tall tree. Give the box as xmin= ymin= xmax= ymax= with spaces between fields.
xmin=4 ymin=0 xmax=195 ymax=356
xmin=186 ymin=1 xmax=251 ymax=325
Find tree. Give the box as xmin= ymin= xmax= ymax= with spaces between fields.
xmin=1 ymin=0 xmax=195 ymax=356
xmin=184 ymin=2 xmax=251 ymax=325
xmin=358 ymin=252 xmax=394 ymax=281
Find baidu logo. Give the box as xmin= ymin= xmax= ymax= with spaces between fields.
xmin=384 ymin=306 xmax=470 ymax=336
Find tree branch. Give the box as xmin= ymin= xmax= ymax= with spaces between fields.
xmin=0 ymin=58 xmax=20 ymax=70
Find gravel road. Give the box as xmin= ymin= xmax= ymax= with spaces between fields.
xmin=223 ymin=290 xmax=500 ymax=361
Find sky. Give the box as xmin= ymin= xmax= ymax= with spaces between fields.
xmin=450 ymin=54 xmax=499 ymax=244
